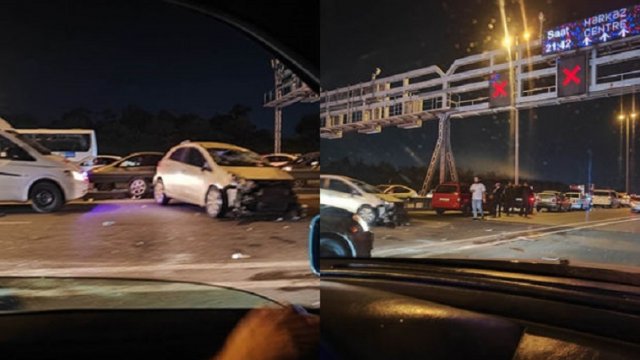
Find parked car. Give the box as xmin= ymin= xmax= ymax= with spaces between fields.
xmin=591 ymin=189 xmax=620 ymax=208
xmin=261 ymin=153 xmax=298 ymax=167
xmin=317 ymin=205 xmax=373 ymax=258
xmin=378 ymin=184 xmax=419 ymax=200
xmin=0 ymin=120 xmax=89 ymax=212
xmin=320 ymin=174 xmax=406 ymax=226
xmin=630 ymin=195 xmax=640 ymax=213
xmin=535 ymin=191 xmax=571 ymax=212
xmin=618 ymin=192 xmax=631 ymax=207
xmin=77 ymin=155 xmax=121 ymax=172
xmin=431 ymin=182 xmax=471 ymax=215
xmin=564 ymin=191 xmax=590 ymax=210
xmin=153 ymin=141 xmax=299 ymax=218
xmin=282 ymin=151 xmax=319 ymax=189
xmin=88 ymin=152 xmax=163 ymax=198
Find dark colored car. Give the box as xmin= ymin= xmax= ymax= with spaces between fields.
xmin=284 ymin=151 xmax=319 ymax=189
xmin=88 ymin=152 xmax=164 ymax=198
xmin=318 ymin=205 xmax=373 ymax=258
xmin=431 ymin=182 xmax=471 ymax=215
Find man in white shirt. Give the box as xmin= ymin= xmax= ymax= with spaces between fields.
xmin=469 ymin=176 xmax=486 ymax=220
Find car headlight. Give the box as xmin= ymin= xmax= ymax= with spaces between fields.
xmin=70 ymin=170 xmax=88 ymax=182
xmin=282 ymin=166 xmax=292 ymax=172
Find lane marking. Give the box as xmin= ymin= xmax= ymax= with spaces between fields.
xmin=418 ymin=217 xmax=640 ymax=256
xmin=0 ymin=221 xmax=32 ymax=225
xmin=0 ymin=260 xmax=311 ymax=276
xmin=374 ymin=215 xmax=639 ymax=257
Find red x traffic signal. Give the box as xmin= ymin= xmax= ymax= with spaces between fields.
xmin=557 ymin=54 xmax=587 ymax=97
xmin=489 ymin=71 xmax=511 ymax=108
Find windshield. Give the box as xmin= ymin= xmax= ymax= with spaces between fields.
xmin=7 ymin=130 xmax=52 ymax=155
xmin=351 ymin=178 xmax=382 ymax=194
xmin=0 ymin=1 xmax=319 ymax=312
xmin=319 ymin=0 xmax=640 ymax=277
xmin=208 ymin=148 xmax=271 ymax=167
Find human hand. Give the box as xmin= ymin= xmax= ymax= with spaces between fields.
xmin=214 ymin=306 xmax=320 ymax=360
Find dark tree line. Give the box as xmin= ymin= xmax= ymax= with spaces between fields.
xmin=8 ymin=105 xmax=319 ymax=156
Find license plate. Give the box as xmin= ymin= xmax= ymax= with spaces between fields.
xmin=516 ymin=198 xmax=522 ymax=201
xmin=440 ymin=198 xmax=449 ymax=202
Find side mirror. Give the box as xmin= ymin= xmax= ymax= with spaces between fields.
xmin=201 ymin=163 xmax=212 ymax=172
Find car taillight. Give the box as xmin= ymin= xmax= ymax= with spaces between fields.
xmin=349 ymin=225 xmax=360 ymax=234
xmin=457 ymin=198 xmax=461 ymax=203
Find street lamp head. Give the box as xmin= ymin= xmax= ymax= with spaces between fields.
xmin=632 ymin=113 xmax=638 ymax=119
xmin=523 ymin=31 xmax=531 ymax=41
xmin=618 ymin=114 xmax=626 ymax=121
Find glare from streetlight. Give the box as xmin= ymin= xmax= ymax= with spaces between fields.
xmin=502 ymin=35 xmax=512 ymax=48
xmin=618 ymin=114 xmax=626 ymax=121
xmin=523 ymin=31 xmax=531 ymax=41
xmin=632 ymin=113 xmax=638 ymax=118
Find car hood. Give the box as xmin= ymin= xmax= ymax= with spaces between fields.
xmin=41 ymin=155 xmax=82 ymax=171
xmin=222 ymin=166 xmax=294 ymax=181
xmin=0 ymin=277 xmax=278 ymax=312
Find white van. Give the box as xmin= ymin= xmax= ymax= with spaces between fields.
xmin=0 ymin=120 xmax=89 ymax=212
xmin=15 ymin=128 xmax=97 ymax=164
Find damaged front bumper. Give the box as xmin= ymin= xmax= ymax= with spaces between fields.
xmin=226 ymin=180 xmax=300 ymax=216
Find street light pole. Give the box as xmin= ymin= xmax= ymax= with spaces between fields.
xmin=626 ymin=114 xmax=630 ymax=194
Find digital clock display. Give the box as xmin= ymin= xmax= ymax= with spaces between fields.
xmin=542 ymin=5 xmax=640 ymax=55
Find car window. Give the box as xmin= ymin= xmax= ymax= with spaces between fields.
xmin=435 ymin=185 xmax=458 ymax=194
xmin=169 ymin=148 xmax=188 ymax=163
xmin=0 ymin=135 xmax=34 ymax=161
xmin=186 ymin=148 xmax=206 ymax=168
xmin=327 ymin=179 xmax=353 ymax=194
xmin=393 ymin=187 xmax=408 ymax=193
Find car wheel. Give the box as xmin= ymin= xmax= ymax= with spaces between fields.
xmin=205 ymin=186 xmax=227 ymax=218
xmin=356 ymin=205 xmax=377 ymax=226
xmin=30 ymin=182 xmax=64 ymax=213
xmin=154 ymin=180 xmax=170 ymax=206
xmin=319 ymin=237 xmax=351 ymax=258
xmin=435 ymin=209 xmax=445 ymax=216
xmin=128 ymin=178 xmax=148 ymax=199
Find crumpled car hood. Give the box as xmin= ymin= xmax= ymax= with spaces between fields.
xmin=222 ymin=166 xmax=294 ymax=181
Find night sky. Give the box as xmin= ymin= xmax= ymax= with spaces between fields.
xmin=0 ymin=0 xmax=314 ymax=135
xmin=321 ymin=0 xmax=639 ymax=192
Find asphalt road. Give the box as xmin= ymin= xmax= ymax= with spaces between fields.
xmin=373 ymin=207 xmax=640 ymax=269
xmin=0 ymin=195 xmax=320 ymax=307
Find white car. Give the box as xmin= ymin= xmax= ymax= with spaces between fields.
xmin=0 ymin=120 xmax=89 ymax=212
xmin=630 ymin=196 xmax=640 ymax=213
xmin=77 ymin=155 xmax=122 ymax=172
xmin=591 ymin=189 xmax=620 ymax=208
xmin=261 ymin=153 xmax=298 ymax=167
xmin=320 ymin=174 xmax=404 ymax=226
xmin=378 ymin=184 xmax=419 ymax=200
xmin=153 ymin=141 xmax=299 ymax=218
xmin=564 ymin=192 xmax=590 ymax=210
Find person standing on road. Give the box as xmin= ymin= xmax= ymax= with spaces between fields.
xmin=520 ymin=181 xmax=533 ymax=217
xmin=504 ymin=181 xmax=514 ymax=216
xmin=491 ymin=182 xmax=504 ymax=218
xmin=470 ymin=176 xmax=486 ymax=220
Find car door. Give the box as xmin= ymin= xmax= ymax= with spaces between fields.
xmin=161 ymin=148 xmax=189 ymax=200
xmin=321 ymin=178 xmax=362 ymax=213
xmin=181 ymin=147 xmax=209 ymax=205
xmin=0 ymin=134 xmax=37 ymax=201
